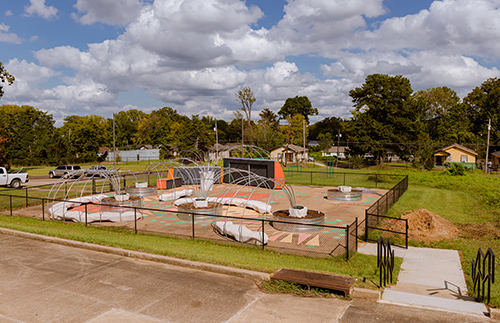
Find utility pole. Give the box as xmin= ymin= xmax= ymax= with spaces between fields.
xmin=484 ymin=118 xmax=491 ymax=174
xmin=303 ymin=118 xmax=306 ymax=164
xmin=215 ymin=121 xmax=218 ymax=160
xmin=285 ymin=117 xmax=291 ymax=167
xmin=113 ymin=113 xmax=116 ymax=170
xmin=336 ymin=130 xmax=341 ymax=166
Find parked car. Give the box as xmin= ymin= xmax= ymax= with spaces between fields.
xmin=48 ymin=165 xmax=84 ymax=178
xmin=0 ymin=167 xmax=28 ymax=188
xmin=85 ymin=165 xmax=117 ymax=177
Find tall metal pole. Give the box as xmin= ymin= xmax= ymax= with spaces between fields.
xmin=215 ymin=121 xmax=219 ymax=161
xmin=113 ymin=113 xmax=116 ymax=170
xmin=337 ymin=130 xmax=341 ymax=166
xmin=303 ymin=118 xmax=306 ymax=164
xmin=485 ymin=118 xmax=491 ymax=174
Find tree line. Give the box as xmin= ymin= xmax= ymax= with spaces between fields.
xmin=0 ymin=69 xmax=499 ymax=168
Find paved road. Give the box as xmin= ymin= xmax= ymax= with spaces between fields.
xmin=0 ymin=234 xmax=349 ymax=323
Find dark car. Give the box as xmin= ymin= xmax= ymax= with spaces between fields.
xmin=84 ymin=165 xmax=117 ymax=177
xmin=48 ymin=165 xmax=83 ymax=178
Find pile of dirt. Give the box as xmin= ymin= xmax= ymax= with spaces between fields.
xmin=383 ymin=208 xmax=459 ymax=242
xmin=459 ymin=222 xmax=500 ymax=240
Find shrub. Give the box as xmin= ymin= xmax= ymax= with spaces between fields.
xmin=447 ymin=162 xmax=466 ymax=176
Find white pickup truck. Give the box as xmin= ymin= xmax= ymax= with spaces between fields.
xmin=0 ymin=167 xmax=29 ymax=188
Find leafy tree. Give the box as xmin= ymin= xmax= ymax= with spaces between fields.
xmin=0 ymin=62 xmax=14 ymax=99
xmin=317 ymin=132 xmax=334 ymax=151
xmin=134 ymin=107 xmax=186 ymax=146
xmin=0 ymin=105 xmax=55 ymax=165
xmin=308 ymin=117 xmax=342 ymax=140
xmin=288 ymin=114 xmax=308 ymax=146
xmin=414 ymin=87 xmax=474 ymax=144
xmin=253 ymin=108 xmax=283 ymax=151
xmin=348 ymin=74 xmax=425 ymax=163
xmin=61 ymin=115 xmax=109 ymax=162
xmin=114 ymin=109 xmax=147 ymax=148
xmin=278 ymin=96 xmax=317 ymax=123
xmin=464 ymin=78 xmax=500 ymax=144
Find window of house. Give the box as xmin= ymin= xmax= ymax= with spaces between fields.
xmin=461 ymin=155 xmax=468 ymax=162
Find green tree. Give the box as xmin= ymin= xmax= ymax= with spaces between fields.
xmin=253 ymin=108 xmax=283 ymax=151
xmin=317 ymin=132 xmax=334 ymax=151
xmin=308 ymin=117 xmax=342 ymax=140
xmin=414 ymin=87 xmax=474 ymax=144
xmin=0 ymin=105 xmax=55 ymax=165
xmin=278 ymin=96 xmax=317 ymax=123
xmin=134 ymin=107 xmax=186 ymax=146
xmin=171 ymin=115 xmax=214 ymax=153
xmin=61 ymin=115 xmax=109 ymax=162
xmin=464 ymin=78 xmax=500 ymax=144
xmin=348 ymin=74 xmax=425 ymax=163
xmin=114 ymin=109 xmax=147 ymax=148
xmin=0 ymin=62 xmax=14 ymax=99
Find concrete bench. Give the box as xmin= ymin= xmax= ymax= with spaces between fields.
xmin=271 ymin=268 xmax=355 ymax=297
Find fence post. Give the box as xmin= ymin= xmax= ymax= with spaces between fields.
xmin=310 ymin=171 xmax=312 ymax=185
xmin=134 ymin=208 xmax=137 ymax=234
xmin=262 ymin=219 xmax=265 ymax=250
xmin=364 ymin=210 xmax=368 ymax=241
xmin=10 ymin=195 xmax=12 ymax=216
xmin=375 ymin=174 xmax=378 ymax=188
xmin=92 ymin=177 xmax=95 ymax=195
xmin=25 ymin=188 xmax=28 ymax=207
xmin=85 ymin=203 xmax=88 ymax=226
xmin=405 ymin=218 xmax=408 ymax=249
xmin=346 ymin=223 xmax=350 ymax=261
xmin=42 ymin=198 xmax=45 ymax=220
xmin=355 ymin=217 xmax=358 ymax=252
xmin=191 ymin=213 xmax=195 ymax=239
xmin=343 ymin=173 xmax=346 ymax=186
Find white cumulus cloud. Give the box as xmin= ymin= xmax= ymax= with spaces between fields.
xmin=24 ymin=0 xmax=58 ymax=20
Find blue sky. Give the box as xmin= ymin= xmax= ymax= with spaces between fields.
xmin=1 ymin=0 xmax=499 ymax=125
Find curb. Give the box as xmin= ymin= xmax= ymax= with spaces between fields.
xmin=0 ymin=228 xmax=271 ymax=282
xmin=351 ymin=287 xmax=381 ymax=301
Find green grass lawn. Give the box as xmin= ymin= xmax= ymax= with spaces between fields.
xmin=7 ymin=162 xmax=500 ymax=305
xmin=0 ymin=213 xmax=399 ymax=291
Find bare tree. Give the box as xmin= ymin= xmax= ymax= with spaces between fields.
xmin=236 ymin=86 xmax=256 ymax=129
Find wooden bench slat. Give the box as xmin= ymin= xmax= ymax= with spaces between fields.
xmin=271 ymin=268 xmax=355 ymax=296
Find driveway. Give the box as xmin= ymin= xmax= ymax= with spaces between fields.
xmin=0 ymin=234 xmax=349 ymax=323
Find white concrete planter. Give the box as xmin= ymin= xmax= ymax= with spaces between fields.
xmin=288 ymin=205 xmax=308 ymax=218
xmin=200 ymin=171 xmax=215 ymax=192
xmin=114 ymin=193 xmax=130 ymax=202
xmin=135 ymin=182 xmax=148 ymax=188
xmin=194 ymin=198 xmax=208 ymax=208
xmin=338 ymin=186 xmax=352 ymax=193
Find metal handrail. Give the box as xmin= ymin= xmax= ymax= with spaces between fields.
xmin=377 ymin=237 xmax=395 ymax=287
xmin=472 ymin=247 xmax=495 ymax=304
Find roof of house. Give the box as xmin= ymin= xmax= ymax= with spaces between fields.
xmin=433 ymin=143 xmax=477 ymax=156
xmin=326 ymin=146 xmax=348 ymax=153
xmin=98 ymin=147 xmax=111 ymax=153
xmin=272 ymin=144 xmax=308 ymax=153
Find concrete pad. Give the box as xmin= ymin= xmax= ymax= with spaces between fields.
xmin=87 ymin=309 xmax=165 ymax=323
xmin=382 ymin=289 xmax=488 ymax=317
xmin=226 ymin=293 xmax=349 ymax=323
xmin=351 ymin=287 xmax=380 ymax=301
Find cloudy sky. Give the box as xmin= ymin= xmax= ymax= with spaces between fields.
xmin=0 ymin=0 xmax=499 ymax=125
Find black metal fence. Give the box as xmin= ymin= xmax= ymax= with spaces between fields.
xmin=0 ymin=171 xmax=408 ymax=261
xmin=364 ymin=175 xmax=409 ymax=248
xmin=0 ymin=191 xmax=359 ymax=260
xmin=377 ymin=237 xmax=395 ymax=287
xmin=472 ymin=247 xmax=495 ymax=304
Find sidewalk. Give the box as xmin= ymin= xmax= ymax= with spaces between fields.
xmin=358 ymin=242 xmax=489 ymax=317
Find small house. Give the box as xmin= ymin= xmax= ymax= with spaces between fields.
xmin=433 ymin=144 xmax=477 ymax=169
xmin=270 ymin=144 xmax=309 ymax=163
xmin=322 ymin=146 xmax=348 ymax=159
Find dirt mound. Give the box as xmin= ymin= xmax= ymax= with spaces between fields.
xmin=459 ymin=223 xmax=500 ymax=240
xmin=383 ymin=208 xmax=459 ymax=242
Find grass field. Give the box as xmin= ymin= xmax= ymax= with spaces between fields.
xmin=5 ymin=162 xmax=500 ymax=305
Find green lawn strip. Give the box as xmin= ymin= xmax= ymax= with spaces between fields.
xmin=0 ymin=213 xmax=399 ymax=290
xmin=382 ymin=174 xmax=500 ymax=306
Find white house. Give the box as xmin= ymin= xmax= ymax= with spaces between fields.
xmin=322 ymin=146 xmax=348 ymax=159
xmin=270 ymin=144 xmax=309 ymax=163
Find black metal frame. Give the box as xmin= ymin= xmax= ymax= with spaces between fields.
xmin=377 ymin=237 xmax=395 ymax=287
xmin=472 ymin=247 xmax=495 ymax=304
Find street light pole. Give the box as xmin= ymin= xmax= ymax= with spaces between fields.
xmin=113 ymin=113 xmax=116 ymax=170
xmin=484 ymin=118 xmax=491 ymax=174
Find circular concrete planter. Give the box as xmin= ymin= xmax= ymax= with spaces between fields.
xmin=327 ymin=189 xmax=362 ymax=201
xmin=176 ymin=201 xmax=221 ymax=221
xmin=272 ymin=209 xmax=325 ymax=232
